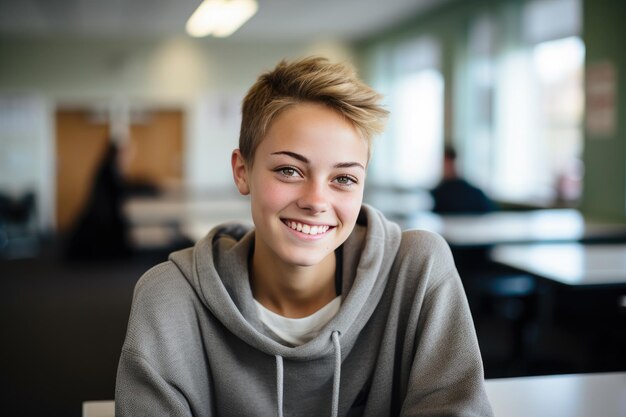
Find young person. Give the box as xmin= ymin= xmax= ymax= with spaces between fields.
xmin=430 ymin=146 xmax=495 ymax=215
xmin=115 ymin=57 xmax=493 ymax=417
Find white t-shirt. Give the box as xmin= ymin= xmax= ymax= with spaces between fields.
xmin=254 ymin=296 xmax=342 ymax=346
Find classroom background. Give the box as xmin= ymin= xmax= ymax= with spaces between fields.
xmin=1 ymin=0 xmax=625 ymax=416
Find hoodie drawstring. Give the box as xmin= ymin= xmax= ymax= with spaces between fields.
xmin=275 ymin=355 xmax=284 ymax=417
xmin=331 ymin=330 xmax=341 ymax=417
xmin=274 ymin=331 xmax=342 ymax=417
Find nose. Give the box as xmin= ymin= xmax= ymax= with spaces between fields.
xmin=297 ymin=180 xmax=329 ymax=213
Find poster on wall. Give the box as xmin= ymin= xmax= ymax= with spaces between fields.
xmin=585 ymin=61 xmax=617 ymax=138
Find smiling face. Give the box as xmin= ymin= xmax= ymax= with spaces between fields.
xmin=232 ymin=102 xmax=368 ymax=272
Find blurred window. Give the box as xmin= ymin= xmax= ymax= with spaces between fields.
xmin=459 ymin=0 xmax=584 ymax=206
xmin=454 ymin=15 xmax=497 ymax=193
xmin=368 ymin=37 xmax=444 ymax=189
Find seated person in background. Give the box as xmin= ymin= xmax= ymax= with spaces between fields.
xmin=431 ymin=146 xmax=496 ymax=214
xmin=115 ymin=57 xmax=492 ymax=417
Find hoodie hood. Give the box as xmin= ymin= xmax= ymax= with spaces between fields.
xmin=169 ymin=203 xmax=401 ymax=361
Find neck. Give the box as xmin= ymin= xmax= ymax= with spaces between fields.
xmin=250 ymin=250 xmax=336 ymax=319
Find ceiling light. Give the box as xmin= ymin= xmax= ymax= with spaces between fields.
xmin=186 ymin=0 xmax=258 ymax=38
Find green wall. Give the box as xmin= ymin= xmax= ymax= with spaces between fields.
xmin=355 ymin=0 xmax=492 ymax=143
xmin=580 ymin=0 xmax=626 ymax=221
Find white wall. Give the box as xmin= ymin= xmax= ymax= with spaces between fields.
xmin=0 ymin=95 xmax=54 ymax=230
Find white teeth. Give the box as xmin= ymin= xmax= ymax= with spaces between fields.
xmin=286 ymin=221 xmax=330 ymax=235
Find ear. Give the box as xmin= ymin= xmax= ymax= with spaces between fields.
xmin=231 ymin=149 xmax=250 ymax=195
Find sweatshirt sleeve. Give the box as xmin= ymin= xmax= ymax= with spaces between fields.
xmin=116 ymin=349 xmax=193 ymax=417
xmin=115 ymin=261 xmax=214 ymax=417
xmin=401 ymin=232 xmax=494 ymax=417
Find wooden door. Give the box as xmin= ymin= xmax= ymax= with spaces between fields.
xmin=55 ymin=109 xmax=184 ymax=232
xmin=126 ymin=110 xmax=184 ymax=187
xmin=55 ymin=110 xmax=109 ymax=232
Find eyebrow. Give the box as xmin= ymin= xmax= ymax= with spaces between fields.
xmin=271 ymin=151 xmax=365 ymax=170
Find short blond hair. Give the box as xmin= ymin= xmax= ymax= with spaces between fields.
xmin=239 ymin=56 xmax=388 ymax=165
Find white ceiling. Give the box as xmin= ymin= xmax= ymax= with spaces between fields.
xmin=0 ymin=0 xmax=448 ymax=42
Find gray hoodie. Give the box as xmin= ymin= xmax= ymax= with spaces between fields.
xmin=115 ymin=204 xmax=493 ymax=416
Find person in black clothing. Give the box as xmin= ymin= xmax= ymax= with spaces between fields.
xmin=430 ymin=146 xmax=495 ymax=215
xmin=430 ymin=145 xmax=499 ymax=318
xmin=65 ymin=141 xmax=131 ymax=261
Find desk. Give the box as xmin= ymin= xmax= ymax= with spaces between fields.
xmin=124 ymin=197 xmax=251 ymax=226
xmin=82 ymin=400 xmax=114 ymax=417
xmin=491 ymin=243 xmax=626 ymax=286
xmin=405 ymin=209 xmax=626 ymax=247
xmin=491 ymin=243 xmax=626 ymax=372
xmin=124 ymin=196 xmax=252 ymax=247
xmin=82 ymin=373 xmax=626 ymax=417
xmin=485 ymin=372 xmax=626 ymax=417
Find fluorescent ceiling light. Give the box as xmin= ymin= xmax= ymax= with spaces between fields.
xmin=186 ymin=0 xmax=258 ymax=38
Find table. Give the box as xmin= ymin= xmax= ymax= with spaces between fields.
xmin=82 ymin=372 xmax=626 ymax=417
xmin=485 ymin=372 xmax=626 ymax=417
xmin=491 ymin=243 xmax=626 ymax=286
xmin=124 ymin=196 xmax=251 ymax=226
xmin=405 ymin=209 xmax=626 ymax=247
xmin=123 ymin=196 xmax=252 ymax=247
xmin=491 ymin=242 xmax=626 ymax=372
xmin=82 ymin=400 xmax=114 ymax=417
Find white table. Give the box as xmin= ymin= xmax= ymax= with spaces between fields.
xmin=491 ymin=242 xmax=626 ymax=372
xmin=405 ymin=209 xmax=626 ymax=247
xmin=83 ymin=372 xmax=626 ymax=417
xmin=491 ymin=243 xmax=626 ymax=286
xmin=124 ymin=196 xmax=251 ymax=226
xmin=485 ymin=372 xmax=626 ymax=417
xmin=124 ymin=196 xmax=253 ymax=247
xmin=82 ymin=400 xmax=114 ymax=417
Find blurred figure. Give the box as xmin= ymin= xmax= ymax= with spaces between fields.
xmin=65 ymin=140 xmax=131 ymax=261
xmin=430 ymin=146 xmax=496 ymax=214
